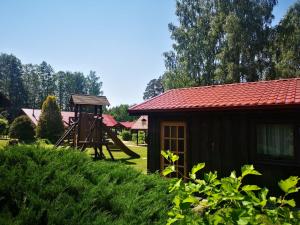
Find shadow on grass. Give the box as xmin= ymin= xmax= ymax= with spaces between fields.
xmin=105 ymin=157 xmax=137 ymax=165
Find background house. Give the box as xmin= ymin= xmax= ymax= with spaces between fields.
xmin=21 ymin=108 xmax=118 ymax=128
xmin=129 ymin=78 xmax=300 ymax=198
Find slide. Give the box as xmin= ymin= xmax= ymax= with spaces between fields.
xmin=103 ymin=124 xmax=140 ymax=158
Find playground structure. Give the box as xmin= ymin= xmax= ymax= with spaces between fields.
xmin=55 ymin=94 xmax=140 ymax=159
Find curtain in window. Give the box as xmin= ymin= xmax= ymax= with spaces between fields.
xmin=257 ymin=124 xmax=294 ymax=157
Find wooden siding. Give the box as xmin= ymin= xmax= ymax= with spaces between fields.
xmin=147 ymin=109 xmax=300 ymax=199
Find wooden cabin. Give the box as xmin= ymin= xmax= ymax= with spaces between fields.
xmin=129 ymin=78 xmax=300 ymax=196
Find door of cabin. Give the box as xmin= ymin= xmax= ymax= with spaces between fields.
xmin=160 ymin=121 xmax=187 ymax=178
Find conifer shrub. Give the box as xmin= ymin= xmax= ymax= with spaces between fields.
xmin=0 ymin=118 xmax=8 ymax=135
xmin=9 ymin=115 xmax=35 ymax=142
xmin=0 ymin=145 xmax=174 ymax=225
xmin=36 ymin=96 xmax=64 ymax=143
xmin=121 ymin=130 xmax=132 ymax=141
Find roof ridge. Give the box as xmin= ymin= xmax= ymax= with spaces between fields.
xmin=168 ymin=78 xmax=300 ymax=92
xmin=129 ymin=89 xmax=173 ymax=110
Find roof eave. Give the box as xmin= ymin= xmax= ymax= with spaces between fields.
xmin=128 ymin=104 xmax=300 ymax=115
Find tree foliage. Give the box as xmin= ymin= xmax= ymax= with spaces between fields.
xmin=0 ymin=53 xmax=104 ymax=117
xmin=0 ymin=54 xmax=27 ymax=118
xmin=272 ymin=1 xmax=300 ymax=78
xmin=9 ymin=115 xmax=35 ymax=142
xmin=156 ymin=0 xmax=300 ymax=91
xmin=105 ymin=104 xmax=136 ymax=122
xmin=36 ymin=96 xmax=64 ymax=143
xmin=143 ymin=76 xmax=164 ymax=100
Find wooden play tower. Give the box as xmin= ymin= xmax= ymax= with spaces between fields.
xmin=55 ymin=94 xmax=140 ymax=159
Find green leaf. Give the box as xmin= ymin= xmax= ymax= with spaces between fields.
xmin=161 ymin=150 xmax=169 ymax=160
xmin=169 ymin=179 xmax=182 ymax=192
xmin=191 ymin=163 xmax=205 ymax=175
xmin=230 ymin=170 xmax=237 ymax=179
xmin=182 ymin=195 xmax=199 ymax=204
xmin=282 ymin=199 xmax=296 ymax=207
xmin=166 ymin=217 xmax=178 ymax=225
xmin=241 ymin=165 xmax=262 ymax=177
xmin=162 ymin=165 xmax=175 ymax=176
xmin=278 ymin=176 xmax=299 ymax=194
xmin=173 ymin=195 xmax=181 ymax=207
xmin=170 ymin=154 xmax=179 ymax=162
xmin=242 ymin=185 xmax=261 ymax=192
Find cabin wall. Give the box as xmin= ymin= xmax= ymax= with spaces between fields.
xmin=147 ymin=109 xmax=300 ymax=197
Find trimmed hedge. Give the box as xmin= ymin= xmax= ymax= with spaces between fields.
xmin=0 ymin=145 xmax=174 ymax=225
xmin=9 ymin=115 xmax=35 ymax=142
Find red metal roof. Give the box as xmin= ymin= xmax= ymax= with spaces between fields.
xmin=21 ymin=109 xmax=118 ymax=127
xmin=102 ymin=114 xmax=118 ymax=127
xmin=119 ymin=121 xmax=135 ymax=129
xmin=129 ymin=78 xmax=300 ymax=113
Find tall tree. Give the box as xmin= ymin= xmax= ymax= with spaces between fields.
xmin=0 ymin=53 xmax=27 ymax=118
xmin=54 ymin=71 xmax=67 ymax=109
xmin=37 ymin=61 xmax=55 ymax=105
xmin=22 ymin=64 xmax=40 ymax=108
xmin=163 ymin=0 xmax=277 ymax=89
xmin=143 ymin=77 xmax=164 ymax=100
xmin=272 ymin=1 xmax=300 ymax=78
xmin=86 ymin=71 xmax=103 ymax=96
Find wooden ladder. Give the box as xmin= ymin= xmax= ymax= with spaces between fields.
xmin=55 ymin=121 xmax=78 ymax=147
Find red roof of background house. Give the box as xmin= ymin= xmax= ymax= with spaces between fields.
xmin=21 ymin=108 xmax=118 ymax=127
xmin=103 ymin=114 xmax=118 ymax=127
xmin=119 ymin=121 xmax=135 ymax=129
xmin=129 ymin=78 xmax=300 ymax=113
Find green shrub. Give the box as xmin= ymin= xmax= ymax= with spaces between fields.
xmin=0 ymin=145 xmax=174 ymax=225
xmin=0 ymin=118 xmax=8 ymax=135
xmin=162 ymin=150 xmax=300 ymax=225
xmin=9 ymin=115 xmax=35 ymax=142
xmin=36 ymin=96 xmax=64 ymax=143
xmin=121 ymin=130 xmax=132 ymax=141
xmin=132 ymin=131 xmax=146 ymax=143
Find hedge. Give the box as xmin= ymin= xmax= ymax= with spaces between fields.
xmin=0 ymin=145 xmax=176 ymax=225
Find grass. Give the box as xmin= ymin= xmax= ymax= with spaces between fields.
xmin=87 ymin=140 xmax=148 ymax=173
xmin=0 ymin=144 xmax=174 ymax=225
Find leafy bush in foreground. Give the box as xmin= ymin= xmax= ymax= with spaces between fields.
xmin=0 ymin=145 xmax=173 ymax=225
xmin=162 ymin=150 xmax=300 ymax=225
xmin=9 ymin=115 xmax=35 ymax=142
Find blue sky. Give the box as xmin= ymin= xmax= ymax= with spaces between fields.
xmin=0 ymin=0 xmax=297 ymax=106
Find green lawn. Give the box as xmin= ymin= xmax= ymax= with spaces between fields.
xmin=87 ymin=141 xmax=148 ymax=173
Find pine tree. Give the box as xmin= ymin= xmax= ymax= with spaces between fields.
xmin=36 ymin=96 xmax=64 ymax=143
